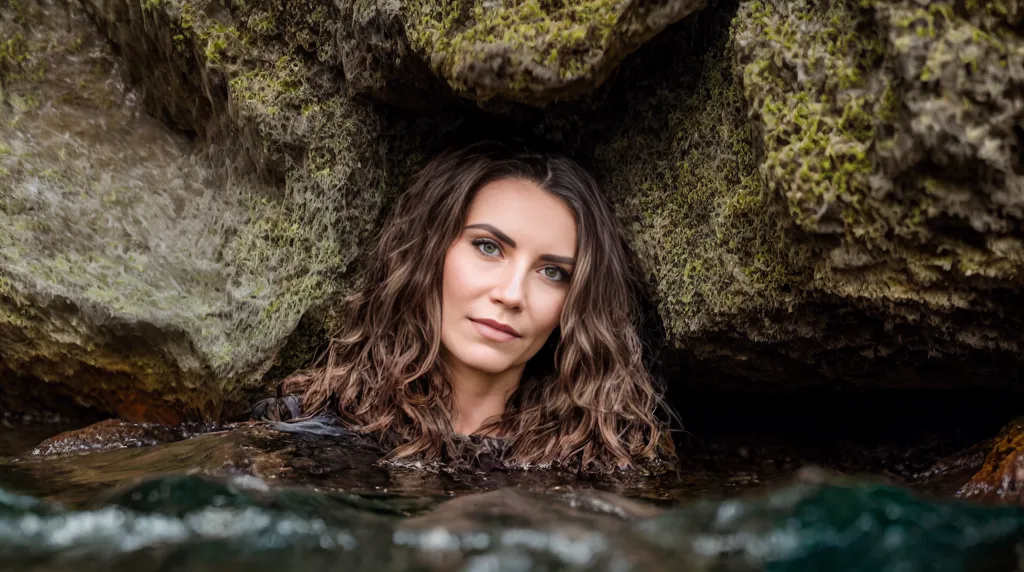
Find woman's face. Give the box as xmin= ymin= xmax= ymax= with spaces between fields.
xmin=441 ymin=178 xmax=578 ymax=377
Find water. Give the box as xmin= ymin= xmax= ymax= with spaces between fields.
xmin=2 ymin=465 xmax=1023 ymax=570
xmin=0 ymin=421 xmax=1023 ymax=571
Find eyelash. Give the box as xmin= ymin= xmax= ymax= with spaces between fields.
xmin=471 ymin=238 xmax=572 ymax=282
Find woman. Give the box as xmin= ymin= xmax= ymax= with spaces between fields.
xmin=259 ymin=141 xmax=676 ymax=471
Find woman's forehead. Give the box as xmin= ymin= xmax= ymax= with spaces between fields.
xmin=465 ymin=179 xmax=577 ymax=253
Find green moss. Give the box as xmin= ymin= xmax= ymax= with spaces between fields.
xmin=964 ymin=0 xmax=1023 ymax=29
xmin=228 ymin=0 xmax=337 ymax=62
xmin=408 ymin=0 xmax=623 ymax=87
xmin=0 ymin=32 xmax=29 ymax=87
xmin=402 ymin=0 xmax=697 ymax=104
xmin=597 ymin=10 xmax=812 ymax=340
xmin=733 ymin=0 xmax=888 ymax=237
xmin=203 ymin=24 xmax=239 ymax=63
xmin=730 ymin=0 xmax=1024 ymax=310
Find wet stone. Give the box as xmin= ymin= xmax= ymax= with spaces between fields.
xmin=959 ymin=417 xmax=1024 ymax=504
xmin=30 ymin=419 xmax=215 ymax=457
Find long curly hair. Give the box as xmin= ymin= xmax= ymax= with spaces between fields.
xmin=282 ymin=141 xmax=676 ymax=470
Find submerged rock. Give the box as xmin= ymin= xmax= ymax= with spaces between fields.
xmin=30 ymin=419 xmax=207 ymax=456
xmin=959 ymin=417 xmax=1024 ymax=504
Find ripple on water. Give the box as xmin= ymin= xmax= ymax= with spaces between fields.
xmin=1 ymin=473 xmax=1023 ymax=572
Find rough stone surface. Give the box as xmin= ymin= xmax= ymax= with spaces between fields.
xmin=597 ymin=0 xmax=1024 ymax=389
xmin=5 ymin=0 xmax=1024 ymax=422
xmin=0 ymin=0 xmax=388 ymax=421
xmin=959 ymin=417 xmax=1024 ymax=504
xmin=397 ymin=0 xmax=707 ymax=107
xmin=30 ymin=419 xmax=200 ymax=456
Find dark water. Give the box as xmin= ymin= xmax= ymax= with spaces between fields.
xmin=2 ymin=473 xmax=1023 ymax=571
xmin=1 ymin=421 xmax=1023 ymax=571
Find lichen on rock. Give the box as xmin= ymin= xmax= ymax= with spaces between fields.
xmin=5 ymin=0 xmax=1024 ymax=421
xmin=596 ymin=7 xmax=812 ymax=348
xmin=0 ymin=0 xmax=388 ymax=421
xmin=734 ymin=0 xmax=1024 ymax=301
xmin=402 ymin=0 xmax=707 ymax=106
xmin=592 ymin=0 xmax=1024 ymax=387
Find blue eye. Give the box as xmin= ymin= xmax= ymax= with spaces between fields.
xmin=472 ymin=238 xmax=501 ymax=257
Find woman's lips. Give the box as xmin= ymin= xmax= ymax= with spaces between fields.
xmin=470 ymin=318 xmax=521 ymax=342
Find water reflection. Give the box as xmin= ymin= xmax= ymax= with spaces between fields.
xmin=0 ymin=421 xmax=1021 ymax=570
xmin=2 ymin=470 xmax=1022 ymax=571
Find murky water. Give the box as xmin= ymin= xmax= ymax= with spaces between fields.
xmin=1 ymin=421 xmax=1023 ymax=571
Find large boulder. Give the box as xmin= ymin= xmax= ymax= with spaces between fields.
xmin=597 ymin=0 xmax=1024 ymax=389
xmin=0 ymin=0 xmax=388 ymax=421
xmin=397 ymin=0 xmax=706 ymax=107
xmin=329 ymin=0 xmax=709 ymax=108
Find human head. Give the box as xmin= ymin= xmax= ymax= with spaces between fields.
xmin=286 ymin=141 xmax=674 ymax=470
xmin=440 ymin=174 xmax=577 ymax=390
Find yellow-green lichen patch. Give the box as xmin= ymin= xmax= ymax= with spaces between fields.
xmin=228 ymin=0 xmax=337 ymax=62
xmin=734 ymin=0 xmax=1024 ymax=302
xmin=732 ymin=0 xmax=888 ymax=237
xmin=597 ymin=13 xmax=812 ymax=342
xmin=0 ymin=0 xmax=390 ymax=420
xmin=404 ymin=0 xmax=704 ymax=105
xmin=963 ymin=0 xmax=1023 ymax=30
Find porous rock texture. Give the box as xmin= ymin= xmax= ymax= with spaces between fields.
xmin=398 ymin=0 xmax=707 ymax=106
xmin=0 ymin=0 xmax=389 ymax=421
xmin=3 ymin=0 xmax=1024 ymax=422
xmin=601 ymin=0 xmax=1024 ymax=389
xmin=959 ymin=417 xmax=1024 ymax=504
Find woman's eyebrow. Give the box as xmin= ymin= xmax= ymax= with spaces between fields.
xmin=540 ymin=254 xmax=575 ymax=265
xmin=466 ymin=223 xmax=576 ymax=265
xmin=465 ymin=223 xmax=516 ymax=247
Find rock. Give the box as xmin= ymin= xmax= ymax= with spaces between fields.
xmin=6 ymin=0 xmax=1024 ymax=420
xmin=958 ymin=417 xmax=1024 ymax=504
xmin=336 ymin=0 xmax=449 ymax=109
xmin=597 ymin=0 xmax=1024 ymax=389
xmin=0 ymin=0 xmax=389 ymax=421
xmin=30 ymin=419 xmax=203 ymax=456
xmin=397 ymin=0 xmax=707 ymax=107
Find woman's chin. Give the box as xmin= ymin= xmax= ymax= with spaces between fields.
xmin=454 ymin=347 xmax=518 ymax=375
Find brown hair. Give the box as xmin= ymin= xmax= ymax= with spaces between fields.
xmin=283 ymin=141 xmax=676 ymax=470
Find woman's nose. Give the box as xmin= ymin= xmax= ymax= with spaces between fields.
xmin=490 ymin=264 xmax=525 ymax=308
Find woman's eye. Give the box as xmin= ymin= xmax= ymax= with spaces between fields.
xmin=542 ymin=266 xmax=569 ymax=282
xmin=473 ymin=239 xmax=501 ymax=257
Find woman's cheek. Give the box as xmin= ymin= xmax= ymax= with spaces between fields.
xmin=450 ymin=245 xmax=483 ymax=289
xmin=536 ymin=288 xmax=567 ymax=331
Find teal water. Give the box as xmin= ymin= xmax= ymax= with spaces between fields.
xmin=0 ymin=419 xmax=1020 ymax=571
xmin=1 ymin=474 xmax=1022 ymax=571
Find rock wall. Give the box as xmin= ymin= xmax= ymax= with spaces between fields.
xmin=2 ymin=0 xmax=1023 ymax=421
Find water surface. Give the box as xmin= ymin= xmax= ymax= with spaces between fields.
xmin=1 ymin=421 xmax=1022 ymax=571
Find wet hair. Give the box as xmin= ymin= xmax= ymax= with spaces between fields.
xmin=281 ymin=141 xmax=676 ymax=471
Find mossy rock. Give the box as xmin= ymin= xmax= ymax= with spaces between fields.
xmin=399 ymin=0 xmax=707 ymax=107
xmin=0 ymin=0 xmax=389 ymax=421
xmin=734 ymin=0 xmax=1024 ymax=351
xmin=6 ymin=0 xmax=1024 ymax=422
xmin=591 ymin=0 xmax=1024 ymax=388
